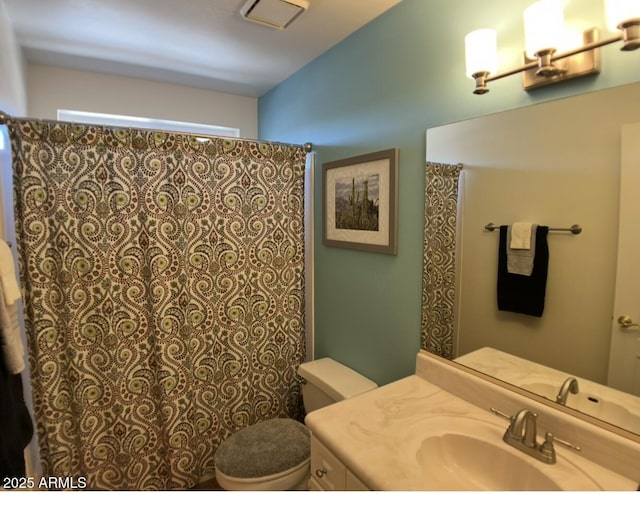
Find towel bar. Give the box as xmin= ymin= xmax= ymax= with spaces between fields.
xmin=484 ymin=223 xmax=582 ymax=235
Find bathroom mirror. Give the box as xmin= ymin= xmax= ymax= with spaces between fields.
xmin=424 ymin=81 xmax=640 ymax=437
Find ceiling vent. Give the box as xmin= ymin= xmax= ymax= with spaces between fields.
xmin=240 ymin=0 xmax=309 ymax=30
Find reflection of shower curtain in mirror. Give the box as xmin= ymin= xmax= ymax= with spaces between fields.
xmin=421 ymin=162 xmax=461 ymax=359
xmin=9 ymin=119 xmax=306 ymax=490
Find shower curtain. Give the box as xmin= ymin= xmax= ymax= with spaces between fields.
xmin=421 ymin=161 xmax=461 ymax=359
xmin=8 ymin=119 xmax=307 ymax=490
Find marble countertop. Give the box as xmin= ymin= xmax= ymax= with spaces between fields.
xmin=305 ymin=374 xmax=638 ymax=491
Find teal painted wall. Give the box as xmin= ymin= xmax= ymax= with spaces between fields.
xmin=258 ymin=0 xmax=640 ymax=386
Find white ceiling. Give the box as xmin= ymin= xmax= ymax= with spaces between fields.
xmin=4 ymin=0 xmax=403 ymax=97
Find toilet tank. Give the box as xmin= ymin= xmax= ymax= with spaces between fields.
xmin=298 ymin=357 xmax=377 ymax=413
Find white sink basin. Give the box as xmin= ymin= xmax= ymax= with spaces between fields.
xmin=416 ymin=432 xmax=561 ymax=490
xmin=414 ymin=417 xmax=603 ymax=491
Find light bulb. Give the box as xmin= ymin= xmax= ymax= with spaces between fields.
xmin=465 ymin=29 xmax=498 ymax=78
xmin=523 ymin=0 xmax=566 ymax=58
xmin=605 ymin=0 xmax=640 ymax=31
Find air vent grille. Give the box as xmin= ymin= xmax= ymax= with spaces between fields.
xmin=240 ymin=0 xmax=309 ymax=30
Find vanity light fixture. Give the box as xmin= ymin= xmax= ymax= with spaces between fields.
xmin=465 ymin=0 xmax=640 ymax=94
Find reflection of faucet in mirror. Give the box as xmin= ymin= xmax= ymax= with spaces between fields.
xmin=460 ymin=348 xmax=640 ymax=436
xmin=556 ymin=377 xmax=579 ymax=405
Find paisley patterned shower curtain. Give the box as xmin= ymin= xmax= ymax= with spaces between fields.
xmin=421 ymin=161 xmax=462 ymax=359
xmin=8 ymin=119 xmax=306 ymax=490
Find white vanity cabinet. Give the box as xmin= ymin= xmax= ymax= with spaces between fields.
xmin=309 ymin=435 xmax=370 ymax=491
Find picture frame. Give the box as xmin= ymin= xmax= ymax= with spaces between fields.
xmin=322 ymin=148 xmax=399 ymax=255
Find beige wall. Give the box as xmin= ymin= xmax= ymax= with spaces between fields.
xmin=426 ymin=81 xmax=640 ymax=384
xmin=27 ymin=64 xmax=258 ymax=139
xmin=0 ymin=0 xmax=26 ymax=242
xmin=0 ymin=0 xmax=26 ymax=116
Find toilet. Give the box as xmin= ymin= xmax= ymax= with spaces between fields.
xmin=214 ymin=357 xmax=377 ymax=491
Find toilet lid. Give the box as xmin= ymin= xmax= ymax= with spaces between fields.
xmin=214 ymin=418 xmax=310 ymax=479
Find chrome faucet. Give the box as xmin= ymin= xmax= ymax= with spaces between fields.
xmin=556 ymin=377 xmax=579 ymax=405
xmin=491 ymin=407 xmax=582 ymax=465
xmin=500 ymin=408 xmax=556 ymax=464
xmin=506 ymin=409 xmax=538 ymax=448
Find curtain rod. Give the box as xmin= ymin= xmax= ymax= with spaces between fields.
xmin=0 ymin=111 xmax=313 ymax=153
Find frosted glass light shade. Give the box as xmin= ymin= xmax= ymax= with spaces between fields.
xmin=606 ymin=0 xmax=640 ymax=30
xmin=523 ymin=0 xmax=565 ymax=58
xmin=465 ymin=29 xmax=498 ymax=78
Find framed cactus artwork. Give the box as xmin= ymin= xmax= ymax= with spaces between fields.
xmin=322 ymin=148 xmax=398 ymax=255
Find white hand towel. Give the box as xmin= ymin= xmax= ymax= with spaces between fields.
xmin=0 ymin=240 xmax=22 ymax=305
xmin=507 ymin=225 xmax=538 ymax=276
xmin=510 ymin=222 xmax=533 ymax=249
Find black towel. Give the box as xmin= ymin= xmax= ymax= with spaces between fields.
xmin=497 ymin=225 xmax=549 ymax=317
xmin=0 ymin=339 xmax=34 ymax=481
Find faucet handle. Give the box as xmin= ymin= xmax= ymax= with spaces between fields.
xmin=544 ymin=432 xmax=582 ymax=453
xmin=539 ymin=432 xmax=557 ymax=463
xmin=489 ymin=407 xmax=513 ymax=421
